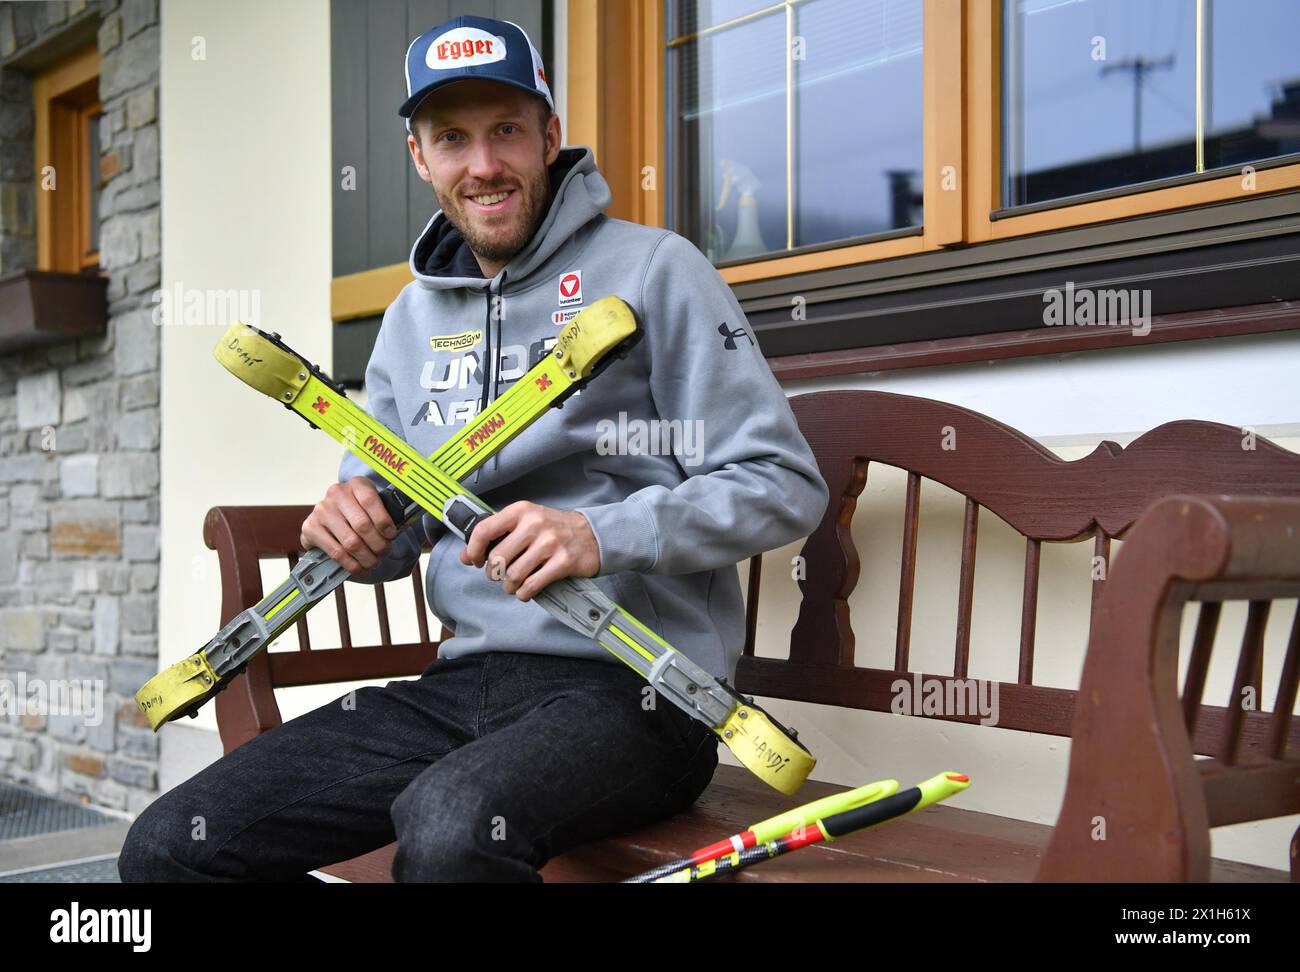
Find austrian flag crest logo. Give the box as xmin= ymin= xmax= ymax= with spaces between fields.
xmin=558 ymin=270 xmax=583 ymax=307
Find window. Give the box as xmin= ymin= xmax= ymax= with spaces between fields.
xmin=1003 ymin=0 xmax=1300 ymax=210
xmin=646 ymin=0 xmax=1300 ymax=276
xmin=33 ymin=44 xmax=102 ymax=273
xmin=666 ymin=0 xmax=924 ymax=264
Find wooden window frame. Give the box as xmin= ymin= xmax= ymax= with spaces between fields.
xmin=571 ymin=0 xmax=936 ymax=280
xmin=33 ymin=43 xmax=102 ymax=274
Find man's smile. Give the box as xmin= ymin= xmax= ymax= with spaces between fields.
xmin=465 ymin=189 xmax=517 ymax=214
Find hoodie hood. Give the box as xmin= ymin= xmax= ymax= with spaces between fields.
xmin=409 ymin=145 xmax=611 ymax=290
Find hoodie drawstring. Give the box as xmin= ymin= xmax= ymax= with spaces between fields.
xmin=494 ymin=270 xmax=507 ymax=406
xmin=479 ymin=268 xmax=507 ymax=416
xmin=473 ymin=269 xmax=507 ymax=484
xmin=478 ymin=286 xmax=492 ymax=419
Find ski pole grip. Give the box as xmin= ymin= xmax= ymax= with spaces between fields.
xmin=377 ymin=484 xmax=414 ymax=529
xmin=444 ymin=499 xmax=502 ymax=557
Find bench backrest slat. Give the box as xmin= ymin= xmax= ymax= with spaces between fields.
xmin=1018 ymin=536 xmax=1041 ymax=684
xmin=895 ymin=470 xmax=922 ymax=671
xmin=954 ymin=497 xmax=979 ymax=680
xmin=1268 ymin=609 xmax=1300 ymax=761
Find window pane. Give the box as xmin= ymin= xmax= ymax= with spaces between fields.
xmin=668 ymin=5 xmax=787 ymax=262
xmin=671 ymin=0 xmax=781 ymax=38
xmin=1004 ymin=0 xmax=1197 ymax=206
xmin=1204 ymin=0 xmax=1300 ymax=169
xmin=1003 ymin=0 xmax=1300 ymax=208
xmin=87 ymin=112 xmax=101 ymax=261
xmin=796 ymin=0 xmax=922 ymax=244
xmin=667 ymin=0 xmax=923 ymax=264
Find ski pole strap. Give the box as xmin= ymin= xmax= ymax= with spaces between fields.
xmin=136 ymin=298 xmax=643 ymax=730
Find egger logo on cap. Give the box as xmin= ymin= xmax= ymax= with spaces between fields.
xmin=400 ymin=14 xmax=555 ymax=133
xmin=427 ymin=27 xmax=508 ymax=70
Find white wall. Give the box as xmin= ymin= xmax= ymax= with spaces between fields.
xmin=782 ymin=329 xmax=1300 ymax=443
xmin=159 ymin=0 xmax=339 ymax=737
xmin=158 ymin=0 xmax=1299 ymax=874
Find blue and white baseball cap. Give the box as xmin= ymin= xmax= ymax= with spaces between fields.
xmin=400 ymin=15 xmax=554 ymax=134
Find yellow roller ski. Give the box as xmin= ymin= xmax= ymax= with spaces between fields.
xmin=136 ymin=296 xmax=816 ymax=796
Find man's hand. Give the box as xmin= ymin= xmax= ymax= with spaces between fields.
xmin=459 ymin=501 xmax=600 ymax=601
xmin=300 ymin=476 xmax=399 ymax=577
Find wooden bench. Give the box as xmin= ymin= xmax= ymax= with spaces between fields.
xmin=204 ymin=390 xmax=1300 ymax=882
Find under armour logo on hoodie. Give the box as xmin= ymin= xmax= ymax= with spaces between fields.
xmin=718 ymin=321 xmax=754 ymax=351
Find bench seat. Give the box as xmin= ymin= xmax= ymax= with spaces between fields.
xmin=313 ymin=765 xmax=1290 ymax=883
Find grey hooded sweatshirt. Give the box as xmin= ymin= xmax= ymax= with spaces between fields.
xmin=338 ymin=145 xmax=828 ymax=681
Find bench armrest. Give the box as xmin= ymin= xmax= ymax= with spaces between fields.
xmin=1040 ymin=494 xmax=1300 ymax=881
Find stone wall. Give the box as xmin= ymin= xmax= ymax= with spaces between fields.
xmin=0 ymin=0 xmax=162 ymax=817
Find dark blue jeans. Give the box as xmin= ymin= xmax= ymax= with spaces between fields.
xmin=117 ymin=650 xmax=719 ymax=882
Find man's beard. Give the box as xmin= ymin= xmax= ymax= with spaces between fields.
xmin=439 ymin=164 xmax=552 ymax=266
